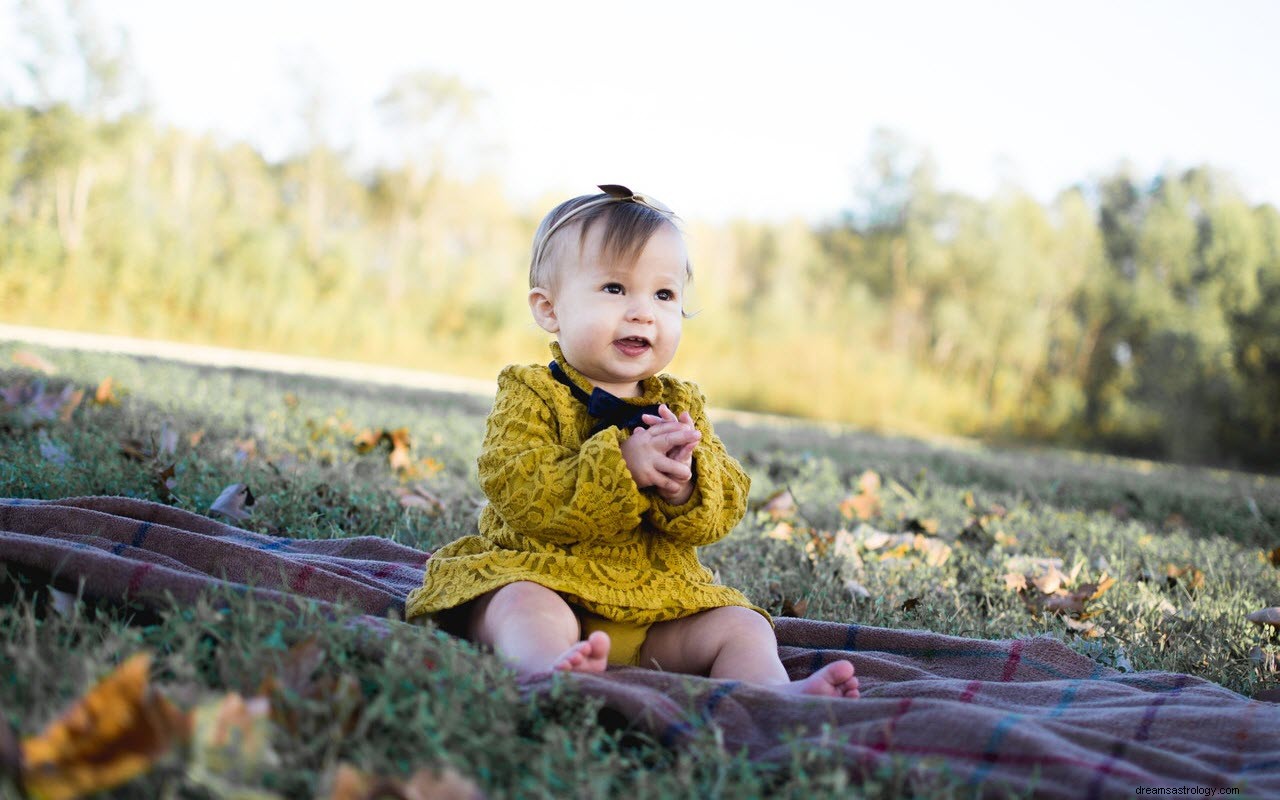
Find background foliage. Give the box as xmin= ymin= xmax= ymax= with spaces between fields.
xmin=2 ymin=1 xmax=1278 ymax=471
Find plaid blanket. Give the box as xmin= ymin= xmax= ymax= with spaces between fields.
xmin=2 ymin=496 xmax=1277 ymax=798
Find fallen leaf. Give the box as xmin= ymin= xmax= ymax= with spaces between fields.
xmin=47 ymin=587 xmax=78 ymax=620
xmin=402 ymin=766 xmax=486 ymax=800
xmin=21 ymin=654 xmax=190 ymax=800
xmin=209 ymin=483 xmax=254 ymax=522
xmin=839 ymin=492 xmax=881 ymax=521
xmin=153 ymin=464 xmax=177 ymax=503
xmin=327 ymin=763 xmax=485 ymax=800
xmin=1003 ymin=573 xmax=1028 ymax=592
xmin=1247 ymin=607 xmax=1280 ymax=627
xmin=12 ymin=350 xmax=58 ymax=374
xmin=844 ymin=579 xmax=871 ymax=600
xmin=56 ymin=389 xmax=84 ymax=423
xmin=94 ymin=377 xmax=117 ymax=405
xmin=188 ymin=693 xmax=279 ymax=797
xmin=1268 ymin=547 xmax=1280 ymax=569
xmin=396 ymin=484 xmax=444 ymax=514
xmin=900 ymin=597 xmax=921 ymax=613
xmin=780 ymin=597 xmax=809 ymax=618
xmin=902 ymin=517 xmax=939 ymax=534
xmin=760 ymin=489 xmax=796 ymax=519
xmin=1064 ymin=617 xmax=1100 ymax=637
xmin=1165 ymin=565 xmax=1204 ymax=593
xmin=352 ymin=429 xmax=381 ymax=453
xmin=1031 ymin=563 xmax=1070 ymax=595
xmin=857 ymin=469 xmax=881 ymax=495
xmin=388 ymin=428 xmax=413 ymax=473
xmin=764 ymin=521 xmax=794 ymax=541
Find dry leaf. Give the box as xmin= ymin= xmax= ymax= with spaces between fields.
xmin=352 ymin=429 xmax=381 ymax=453
xmin=902 ymin=517 xmax=939 ymax=534
xmin=900 ymin=597 xmax=921 ymax=613
xmin=21 ymin=653 xmax=190 ymax=800
xmin=388 ymin=428 xmax=413 ymax=473
xmin=780 ymin=597 xmax=808 ymax=618
xmin=1165 ymin=565 xmax=1205 ymax=593
xmin=1031 ymin=563 xmax=1070 ymax=595
xmin=94 ymin=377 xmax=117 ymax=405
xmin=1247 ymin=608 xmax=1280 ymax=627
xmin=152 ymin=464 xmax=177 ymax=503
xmin=857 ymin=469 xmax=881 ymax=495
xmin=844 ymin=579 xmax=871 ymax=600
xmin=327 ymin=763 xmax=484 ymax=800
xmin=209 ymin=483 xmax=254 ymax=522
xmin=12 ymin=350 xmax=58 ymax=374
xmin=764 ymin=521 xmax=794 ymax=541
xmin=46 ymin=587 xmax=78 ymax=620
xmin=56 ymin=389 xmax=84 ymax=423
xmin=839 ymin=492 xmax=881 ymax=521
xmin=402 ymin=767 xmax=486 ymax=800
xmin=760 ymin=489 xmax=796 ymax=519
xmin=188 ymin=693 xmax=279 ymax=796
xmin=396 ymin=484 xmax=444 ymax=514
xmin=1268 ymin=547 xmax=1280 ymax=568
xmin=1003 ymin=572 xmax=1028 ymax=592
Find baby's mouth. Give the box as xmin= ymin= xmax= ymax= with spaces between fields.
xmin=613 ymin=337 xmax=651 ymax=355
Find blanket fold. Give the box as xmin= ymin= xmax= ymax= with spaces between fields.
xmin=2 ymin=496 xmax=1276 ymax=799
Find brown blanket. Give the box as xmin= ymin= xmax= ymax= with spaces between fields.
xmin=2 ymin=496 xmax=1276 ymax=798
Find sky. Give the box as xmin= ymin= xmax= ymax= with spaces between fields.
xmin=3 ymin=0 xmax=1279 ymax=222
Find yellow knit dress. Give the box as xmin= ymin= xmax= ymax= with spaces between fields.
xmin=405 ymin=343 xmax=762 ymax=625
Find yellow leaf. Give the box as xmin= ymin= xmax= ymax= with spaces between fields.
xmin=760 ymin=489 xmax=796 ymax=519
xmin=388 ymin=428 xmax=413 ymax=472
xmin=21 ymin=654 xmax=190 ymax=800
xmin=93 ymin=377 xmax=117 ymax=405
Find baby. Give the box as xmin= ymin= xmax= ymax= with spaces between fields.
xmin=406 ymin=185 xmax=858 ymax=698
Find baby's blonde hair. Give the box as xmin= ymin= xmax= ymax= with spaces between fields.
xmin=529 ymin=188 xmax=691 ymax=290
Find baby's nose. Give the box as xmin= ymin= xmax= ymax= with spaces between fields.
xmin=627 ymin=298 xmax=655 ymax=321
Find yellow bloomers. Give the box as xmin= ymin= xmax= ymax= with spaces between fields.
xmin=405 ymin=343 xmax=762 ymax=627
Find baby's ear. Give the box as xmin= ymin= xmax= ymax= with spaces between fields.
xmin=528 ymin=287 xmax=559 ymax=333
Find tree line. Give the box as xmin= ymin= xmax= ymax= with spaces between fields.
xmin=1 ymin=5 xmax=1277 ymax=471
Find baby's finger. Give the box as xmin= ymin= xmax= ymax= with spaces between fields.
xmin=641 ymin=413 xmax=663 ymax=426
xmin=655 ymin=457 xmax=692 ymax=482
xmin=656 ymin=428 xmax=700 ymax=451
xmin=677 ymin=410 xmax=694 ymax=426
xmin=659 ymin=404 xmax=679 ymax=422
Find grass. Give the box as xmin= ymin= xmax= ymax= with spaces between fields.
xmin=1 ymin=340 xmax=1278 ymax=798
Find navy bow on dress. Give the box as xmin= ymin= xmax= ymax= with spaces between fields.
xmin=549 ymin=361 xmax=662 ymax=436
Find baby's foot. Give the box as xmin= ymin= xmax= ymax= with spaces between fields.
xmin=784 ymin=660 xmax=860 ymax=699
xmin=551 ymin=631 xmax=611 ymax=674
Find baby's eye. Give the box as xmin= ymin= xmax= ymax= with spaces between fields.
xmin=602 ymin=283 xmax=624 ymax=294
xmin=656 ymin=289 xmax=676 ymax=302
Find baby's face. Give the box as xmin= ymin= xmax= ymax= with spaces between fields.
xmin=535 ymin=222 xmax=687 ymax=398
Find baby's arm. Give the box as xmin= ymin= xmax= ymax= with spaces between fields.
xmin=479 ymin=369 xmax=648 ymax=544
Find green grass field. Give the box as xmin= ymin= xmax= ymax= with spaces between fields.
xmin=2 ymin=341 xmax=1278 ymax=798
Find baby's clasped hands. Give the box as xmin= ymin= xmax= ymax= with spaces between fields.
xmin=620 ymin=403 xmax=700 ymax=504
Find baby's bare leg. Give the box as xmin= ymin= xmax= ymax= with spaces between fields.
xmin=639 ymin=607 xmax=859 ymax=699
xmin=467 ymin=581 xmax=610 ymax=676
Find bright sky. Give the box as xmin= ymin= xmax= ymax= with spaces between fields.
xmin=5 ymin=0 xmax=1280 ymax=222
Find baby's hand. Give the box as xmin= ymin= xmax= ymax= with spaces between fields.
xmin=636 ymin=405 xmax=698 ymax=505
xmin=639 ymin=405 xmax=697 ymax=466
xmin=620 ymin=405 xmax=699 ymax=501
